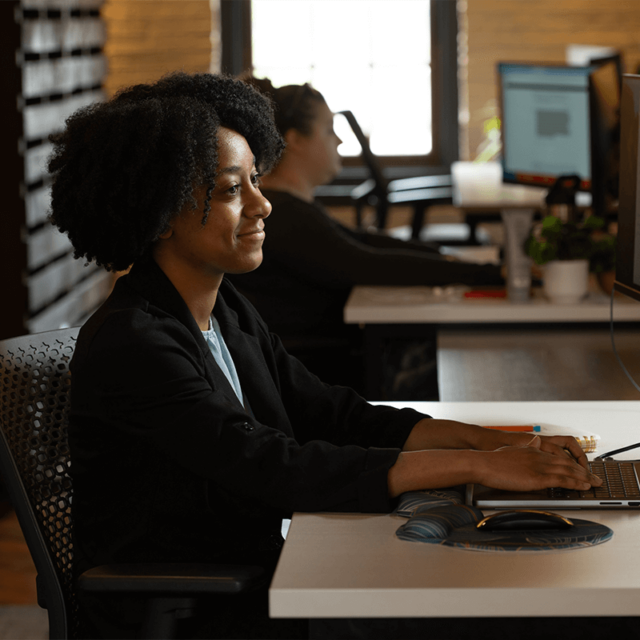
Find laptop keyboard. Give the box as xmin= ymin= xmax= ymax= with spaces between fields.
xmin=547 ymin=461 xmax=640 ymax=500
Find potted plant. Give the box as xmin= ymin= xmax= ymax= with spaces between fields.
xmin=524 ymin=214 xmax=616 ymax=303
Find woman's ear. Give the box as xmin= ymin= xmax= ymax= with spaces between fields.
xmin=158 ymin=225 xmax=173 ymax=240
xmin=284 ymin=128 xmax=305 ymax=152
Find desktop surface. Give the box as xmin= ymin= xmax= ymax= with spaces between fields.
xmin=344 ymin=285 xmax=640 ymax=325
xmin=270 ymin=401 xmax=640 ymax=620
xmin=437 ymin=325 xmax=640 ymax=402
xmin=451 ymin=161 xmax=592 ymax=210
xmin=344 ymin=284 xmax=640 ymax=401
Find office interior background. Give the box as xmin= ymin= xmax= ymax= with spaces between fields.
xmin=2 ymin=0 xmax=640 ymax=635
xmin=4 ymin=0 xmax=640 ymax=342
xmin=100 ymin=0 xmax=640 ymax=160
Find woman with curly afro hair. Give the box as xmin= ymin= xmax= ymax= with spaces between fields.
xmin=48 ymin=72 xmax=599 ymax=639
xmin=49 ymin=72 xmax=283 ymax=272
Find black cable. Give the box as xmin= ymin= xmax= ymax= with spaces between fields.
xmin=595 ymin=442 xmax=640 ymax=459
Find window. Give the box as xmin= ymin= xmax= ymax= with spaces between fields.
xmin=223 ymin=0 xmax=458 ymax=173
xmin=252 ymin=0 xmax=432 ymax=159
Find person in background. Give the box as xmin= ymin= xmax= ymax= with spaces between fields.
xmin=228 ymin=78 xmax=504 ymax=398
xmin=47 ymin=71 xmax=599 ymax=639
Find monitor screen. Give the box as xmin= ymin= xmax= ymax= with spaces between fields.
xmin=615 ymin=74 xmax=640 ymax=302
xmin=498 ymin=62 xmax=593 ymax=191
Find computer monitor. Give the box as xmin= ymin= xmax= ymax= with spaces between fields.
xmin=566 ymin=44 xmax=623 ymax=92
xmin=498 ymin=61 xmax=620 ymax=216
xmin=615 ymin=74 xmax=640 ymax=303
xmin=589 ymin=53 xmax=624 ymax=95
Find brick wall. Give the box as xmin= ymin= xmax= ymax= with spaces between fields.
xmin=102 ymin=0 xmax=219 ymax=97
xmin=462 ymin=0 xmax=640 ymax=160
xmin=100 ymin=1 xmax=640 ymax=166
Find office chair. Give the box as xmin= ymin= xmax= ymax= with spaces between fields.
xmin=325 ymin=110 xmax=492 ymax=245
xmin=0 ymin=328 xmax=265 ymax=639
xmin=337 ymin=110 xmax=456 ymax=239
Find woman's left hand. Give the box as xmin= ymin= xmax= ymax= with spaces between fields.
xmin=404 ymin=420 xmax=589 ymax=470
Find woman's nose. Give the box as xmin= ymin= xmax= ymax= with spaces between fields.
xmin=247 ymin=188 xmax=272 ymax=219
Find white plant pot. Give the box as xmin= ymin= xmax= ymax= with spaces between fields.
xmin=543 ymin=259 xmax=589 ymax=304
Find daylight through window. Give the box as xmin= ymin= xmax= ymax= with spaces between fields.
xmin=251 ymin=0 xmax=432 ymax=157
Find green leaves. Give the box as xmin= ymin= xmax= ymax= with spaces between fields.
xmin=524 ymin=215 xmax=615 ymax=271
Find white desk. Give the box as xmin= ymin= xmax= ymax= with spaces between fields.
xmin=451 ymin=161 xmax=593 ymax=212
xmin=344 ymin=285 xmax=640 ymax=401
xmin=344 ymin=285 xmax=640 ymax=325
xmin=438 ymin=326 xmax=640 ymax=402
xmin=270 ymin=401 xmax=640 ymax=620
xmin=452 ymin=161 xmax=547 ymax=212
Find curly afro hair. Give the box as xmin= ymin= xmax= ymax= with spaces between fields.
xmin=48 ymin=72 xmax=284 ymax=272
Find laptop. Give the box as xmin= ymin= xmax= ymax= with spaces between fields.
xmin=466 ymin=459 xmax=640 ymax=509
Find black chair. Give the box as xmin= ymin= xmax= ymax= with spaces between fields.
xmin=0 ymin=328 xmax=265 ymax=639
xmin=321 ymin=110 xmax=491 ymax=245
xmin=337 ymin=110 xmax=456 ymax=239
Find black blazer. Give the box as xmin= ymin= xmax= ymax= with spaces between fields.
xmin=69 ymin=259 xmax=427 ymax=574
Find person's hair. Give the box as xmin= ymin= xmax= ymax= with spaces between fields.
xmin=246 ymin=76 xmax=326 ymax=137
xmin=48 ymin=72 xmax=284 ymax=272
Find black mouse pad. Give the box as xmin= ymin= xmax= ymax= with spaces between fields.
xmin=395 ymin=490 xmax=613 ymax=551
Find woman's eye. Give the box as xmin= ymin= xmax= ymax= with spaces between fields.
xmin=227 ymin=184 xmax=239 ymax=195
xmin=251 ymin=173 xmax=262 ymax=186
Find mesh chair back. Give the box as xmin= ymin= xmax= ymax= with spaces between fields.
xmin=0 ymin=328 xmax=80 ymax=639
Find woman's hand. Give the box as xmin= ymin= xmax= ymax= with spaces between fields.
xmin=407 ymin=420 xmax=590 ymax=470
xmin=478 ymin=436 xmax=602 ymax=492
xmin=388 ymin=433 xmax=602 ymax=498
xmin=536 ymin=435 xmax=589 ymax=469
xmin=471 ymin=430 xmax=589 ymax=469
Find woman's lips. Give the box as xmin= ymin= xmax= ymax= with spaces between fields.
xmin=237 ymin=227 xmax=265 ymax=240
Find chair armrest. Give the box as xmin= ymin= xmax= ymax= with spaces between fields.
xmin=314 ymin=184 xmax=361 ymax=198
xmin=388 ymin=174 xmax=453 ymax=193
xmin=387 ymin=186 xmax=453 ymax=205
xmin=350 ymin=178 xmax=377 ymax=200
xmin=77 ymin=563 xmax=266 ymax=595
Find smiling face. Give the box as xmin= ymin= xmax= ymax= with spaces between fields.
xmin=153 ymin=127 xmax=272 ymax=286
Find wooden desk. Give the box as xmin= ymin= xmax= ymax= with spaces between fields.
xmin=344 ymin=285 xmax=640 ymax=325
xmin=452 ymin=161 xmax=547 ymax=212
xmin=270 ymin=401 xmax=640 ymax=621
xmin=451 ymin=161 xmax=593 ymax=213
xmin=344 ymin=285 xmax=640 ymax=401
xmin=438 ymin=326 xmax=640 ymax=401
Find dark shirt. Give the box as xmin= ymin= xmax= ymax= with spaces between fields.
xmin=229 ymin=189 xmax=503 ymax=340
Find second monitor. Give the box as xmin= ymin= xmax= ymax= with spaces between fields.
xmin=498 ymin=60 xmax=620 ymax=217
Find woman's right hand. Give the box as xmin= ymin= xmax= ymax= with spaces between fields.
xmin=387 ymin=438 xmax=602 ymax=498
xmin=477 ymin=437 xmax=602 ymax=492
